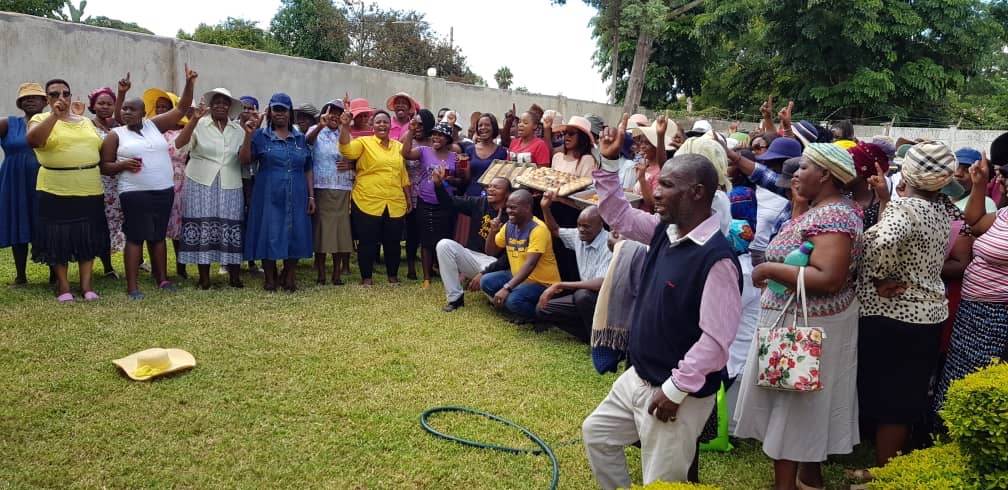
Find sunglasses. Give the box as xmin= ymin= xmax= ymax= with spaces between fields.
xmin=752 ymin=144 xmax=768 ymax=150
xmin=48 ymin=90 xmax=71 ymax=98
xmin=564 ymin=130 xmax=580 ymax=137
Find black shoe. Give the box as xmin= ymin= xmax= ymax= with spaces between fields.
xmin=442 ymin=297 xmax=464 ymax=312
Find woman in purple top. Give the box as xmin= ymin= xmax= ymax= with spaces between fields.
xmin=462 ymin=113 xmax=507 ymax=196
xmin=401 ymin=121 xmax=465 ymax=287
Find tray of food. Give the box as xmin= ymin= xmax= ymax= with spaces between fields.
xmin=477 ymin=160 xmax=537 ymax=186
xmin=568 ymin=189 xmax=644 ymax=209
xmin=514 ymin=166 xmax=594 ymax=196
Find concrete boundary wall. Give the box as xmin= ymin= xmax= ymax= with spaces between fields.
xmin=0 ymin=12 xmax=625 ymax=134
xmin=704 ymin=120 xmax=1007 ymax=153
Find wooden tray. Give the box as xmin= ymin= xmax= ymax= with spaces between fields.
xmin=476 ymin=160 xmax=536 ymax=186
xmin=513 ymin=167 xmax=594 ymax=196
xmin=568 ymin=189 xmax=644 ymax=209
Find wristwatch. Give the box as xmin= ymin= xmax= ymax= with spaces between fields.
xmin=502 ymin=284 xmax=513 ymax=292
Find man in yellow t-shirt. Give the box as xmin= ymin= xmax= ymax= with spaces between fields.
xmin=481 ymin=189 xmax=560 ymax=320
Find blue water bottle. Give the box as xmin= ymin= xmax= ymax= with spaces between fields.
xmin=768 ymin=241 xmax=814 ymax=294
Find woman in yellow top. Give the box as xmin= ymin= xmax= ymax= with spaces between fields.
xmin=26 ymin=79 xmax=107 ymax=303
xmin=338 ymin=107 xmax=411 ymax=286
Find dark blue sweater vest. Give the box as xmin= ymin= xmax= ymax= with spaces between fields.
xmin=628 ymin=222 xmax=742 ymax=398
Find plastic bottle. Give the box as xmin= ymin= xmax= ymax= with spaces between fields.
xmin=768 ymin=241 xmax=814 ymax=294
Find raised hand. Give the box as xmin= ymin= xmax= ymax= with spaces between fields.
xmin=192 ymin=98 xmax=208 ymax=120
xmin=505 ymin=103 xmax=516 ymax=122
xmin=970 ymin=151 xmax=990 ymax=187
xmin=656 ymin=113 xmax=668 ymax=134
xmin=339 ymin=107 xmax=353 ymax=127
xmin=118 ymin=72 xmax=131 ymax=93
xmin=543 ymin=113 xmax=554 ymax=129
xmin=540 ymin=190 xmax=556 ymax=209
xmin=446 ymin=111 xmax=457 ymax=126
xmin=489 ymin=208 xmax=505 ymax=235
xmin=599 ymin=112 xmax=628 ymax=160
xmin=244 ymin=111 xmax=261 ymax=134
xmin=184 ymin=63 xmax=198 ymax=83
xmin=866 ymin=161 xmax=890 ymax=201
xmin=778 ymin=100 xmax=794 ymax=130
xmin=760 ymin=95 xmax=773 ymax=118
xmin=51 ymin=98 xmax=68 ymax=118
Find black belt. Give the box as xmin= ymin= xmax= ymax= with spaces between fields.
xmin=41 ymin=163 xmax=99 ymax=171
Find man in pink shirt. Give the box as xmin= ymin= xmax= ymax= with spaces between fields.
xmin=386 ymin=92 xmax=418 ymax=141
xmin=582 ymin=114 xmax=742 ymax=489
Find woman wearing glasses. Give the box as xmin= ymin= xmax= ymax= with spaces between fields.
xmin=25 ymin=79 xmax=108 ymax=302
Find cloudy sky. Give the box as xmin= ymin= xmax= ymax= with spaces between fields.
xmin=78 ymin=0 xmax=610 ymax=102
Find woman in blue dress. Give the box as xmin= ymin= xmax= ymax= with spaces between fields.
xmin=0 ymin=83 xmax=47 ymax=285
xmin=239 ymin=93 xmax=315 ymax=291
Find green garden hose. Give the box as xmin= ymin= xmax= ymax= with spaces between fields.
xmin=419 ymin=406 xmax=564 ymax=490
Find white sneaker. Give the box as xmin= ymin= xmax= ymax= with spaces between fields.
xmin=218 ymin=266 xmax=228 ymax=275
xmin=139 ymin=262 xmax=152 ymax=273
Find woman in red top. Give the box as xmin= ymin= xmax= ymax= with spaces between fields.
xmin=507 ymin=111 xmax=551 ymax=166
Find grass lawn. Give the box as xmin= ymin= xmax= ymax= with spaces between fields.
xmin=0 ymin=250 xmax=872 ymax=489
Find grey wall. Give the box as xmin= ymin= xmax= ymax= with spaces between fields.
xmin=0 ymin=12 xmax=625 ymax=133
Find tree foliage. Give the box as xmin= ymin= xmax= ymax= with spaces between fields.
xmin=0 ymin=0 xmax=63 ymax=17
xmin=494 ymin=66 xmax=514 ymax=90
xmin=270 ymin=0 xmax=350 ymax=62
xmin=344 ymin=5 xmax=483 ymax=84
xmin=696 ymin=0 xmax=1006 ymax=123
xmin=86 ymin=15 xmax=152 ymax=34
xmin=178 ymin=17 xmax=280 ymax=53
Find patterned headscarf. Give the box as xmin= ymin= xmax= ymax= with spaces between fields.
xmin=676 ymin=136 xmax=732 ymax=192
xmin=902 ymin=142 xmax=957 ymax=192
xmin=803 ymin=143 xmax=856 ymax=184
xmin=87 ymin=87 xmax=116 ymax=114
xmin=848 ymin=142 xmax=890 ymax=180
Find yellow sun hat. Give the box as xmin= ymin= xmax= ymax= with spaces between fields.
xmin=113 ymin=348 xmax=196 ymax=381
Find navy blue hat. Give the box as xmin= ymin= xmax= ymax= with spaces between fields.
xmin=239 ymin=96 xmax=259 ymax=109
xmin=268 ymin=93 xmax=292 ymax=111
xmin=954 ymin=147 xmax=981 ymax=166
xmin=756 ymin=137 xmax=802 ymax=162
xmin=794 ymin=120 xmax=819 ymax=142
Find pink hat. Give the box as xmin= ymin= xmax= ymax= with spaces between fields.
xmin=386 ymin=92 xmax=420 ymax=112
xmin=554 ymin=116 xmax=596 ymax=145
xmin=349 ymin=98 xmax=373 ymax=117
xmin=628 ymin=113 xmax=650 ymax=128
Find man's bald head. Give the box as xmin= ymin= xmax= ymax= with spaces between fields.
xmin=576 ymin=205 xmax=605 ymax=243
xmin=506 ymin=189 xmax=534 ymax=225
xmin=662 ymin=153 xmax=718 ymax=203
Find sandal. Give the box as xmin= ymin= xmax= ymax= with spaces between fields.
xmin=158 ymin=281 xmax=176 ymax=292
xmin=844 ymin=469 xmax=873 ymax=482
xmin=795 ymin=476 xmax=824 ymax=490
xmin=56 ymin=292 xmax=74 ymax=304
xmin=127 ymin=290 xmax=144 ymax=300
xmin=83 ymin=291 xmax=100 ymax=301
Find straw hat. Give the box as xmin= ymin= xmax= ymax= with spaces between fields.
xmin=113 ymin=348 xmax=196 ymax=381
xmin=202 ymin=87 xmax=242 ymax=120
xmin=554 ymin=115 xmax=596 ymax=145
xmin=385 ymin=92 xmax=420 ymax=112
xmin=16 ymin=82 xmax=45 ymax=102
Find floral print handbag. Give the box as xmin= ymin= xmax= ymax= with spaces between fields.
xmin=756 ymin=267 xmax=825 ymax=391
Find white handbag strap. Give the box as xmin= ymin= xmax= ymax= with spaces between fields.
xmin=796 ymin=266 xmax=809 ymax=328
xmin=770 ymin=290 xmax=796 ymax=329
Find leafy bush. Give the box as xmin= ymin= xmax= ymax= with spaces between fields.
xmin=631 ymin=482 xmax=720 ymax=490
xmin=940 ymin=362 xmax=1008 ymax=476
xmin=868 ymin=443 xmax=976 ymax=490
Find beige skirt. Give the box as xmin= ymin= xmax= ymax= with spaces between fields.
xmin=312 ymin=188 xmax=353 ymax=253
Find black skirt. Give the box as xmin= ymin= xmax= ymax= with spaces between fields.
xmin=417 ymin=200 xmax=452 ymax=249
xmin=857 ymin=315 xmax=942 ymax=425
xmin=120 ymin=188 xmax=174 ymax=243
xmin=32 ymin=191 xmax=110 ymax=264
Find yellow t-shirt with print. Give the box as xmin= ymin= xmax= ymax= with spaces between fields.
xmin=30 ymin=113 xmax=103 ymax=196
xmin=494 ymin=217 xmax=560 ymax=286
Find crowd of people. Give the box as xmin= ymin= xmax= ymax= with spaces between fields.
xmin=2 ymin=69 xmax=1007 ymax=489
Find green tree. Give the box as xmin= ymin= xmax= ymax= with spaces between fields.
xmin=698 ymin=0 xmax=1005 ymax=123
xmin=344 ymin=5 xmax=483 ymax=84
xmin=270 ymin=0 xmax=349 ymax=62
xmin=494 ymin=66 xmax=513 ymax=90
xmin=178 ymin=17 xmax=280 ymax=53
xmin=85 ymin=15 xmax=152 ymax=34
xmin=0 ymin=0 xmax=63 ymax=17
xmin=53 ymin=0 xmax=85 ymax=22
